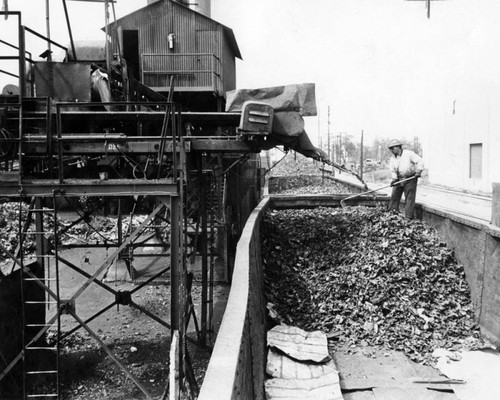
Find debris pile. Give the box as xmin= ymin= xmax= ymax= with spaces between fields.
xmin=269 ymin=152 xmax=324 ymax=177
xmin=0 ymin=202 xmax=37 ymax=261
xmin=267 ymin=152 xmax=353 ymax=194
xmin=262 ymin=206 xmax=487 ymax=364
xmin=0 ymin=202 xmax=161 ymax=266
xmin=269 ymin=175 xmax=352 ymax=195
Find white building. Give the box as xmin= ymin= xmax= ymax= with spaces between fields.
xmin=426 ymin=77 xmax=500 ymax=195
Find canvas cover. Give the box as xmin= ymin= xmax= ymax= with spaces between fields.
xmin=226 ymin=83 xmax=328 ymax=161
xmin=226 ymin=83 xmax=317 ymax=116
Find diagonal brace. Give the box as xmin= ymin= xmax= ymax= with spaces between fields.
xmin=68 ymin=309 xmax=154 ymax=400
xmin=70 ymin=201 xmax=168 ymax=302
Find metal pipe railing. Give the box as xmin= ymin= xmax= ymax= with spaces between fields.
xmin=141 ymin=53 xmax=223 ymax=93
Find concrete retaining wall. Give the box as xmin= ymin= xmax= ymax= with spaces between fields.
xmin=198 ymin=198 xmax=269 ymax=400
xmin=199 ymin=192 xmax=500 ymax=399
xmin=420 ymin=205 xmax=500 ymax=344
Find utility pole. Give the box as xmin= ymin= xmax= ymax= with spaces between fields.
xmin=338 ymin=132 xmax=342 ymax=165
xmin=414 ymin=136 xmax=420 ymax=155
xmin=328 ymin=106 xmax=335 ymax=176
xmin=327 ymin=106 xmax=331 ymax=160
xmin=405 ymin=0 xmax=444 ymax=19
xmin=104 ymin=0 xmax=110 ymax=71
xmin=318 ymin=109 xmax=322 ymax=152
xmin=360 ymin=130 xmax=364 ymax=180
xmin=45 ymin=0 xmax=52 ymax=60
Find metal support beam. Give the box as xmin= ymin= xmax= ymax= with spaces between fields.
xmin=170 ymin=195 xmax=182 ymax=399
xmin=0 ymin=179 xmax=178 ymax=197
xmin=170 ymin=196 xmax=181 ymax=331
xmin=200 ymin=171 xmax=208 ymax=347
xmin=21 ymin=137 xmax=254 ymax=154
xmin=34 ymin=198 xmax=46 ymax=270
xmin=21 ymin=110 xmax=240 ymax=125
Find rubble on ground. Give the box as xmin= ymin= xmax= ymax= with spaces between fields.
xmin=268 ymin=152 xmax=325 ymax=177
xmin=267 ymin=152 xmax=354 ymax=194
xmin=0 ymin=201 xmax=163 ymax=267
xmin=269 ymin=175 xmax=353 ymax=195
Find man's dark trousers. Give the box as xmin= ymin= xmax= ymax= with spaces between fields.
xmin=388 ymin=178 xmax=418 ymax=219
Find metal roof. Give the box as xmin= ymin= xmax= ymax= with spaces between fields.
xmin=105 ymin=0 xmax=242 ymax=59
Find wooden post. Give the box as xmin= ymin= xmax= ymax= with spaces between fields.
xmin=170 ymin=330 xmax=180 ymax=400
xmin=327 ymin=106 xmax=331 ymax=161
xmin=360 ymin=130 xmax=364 ymax=180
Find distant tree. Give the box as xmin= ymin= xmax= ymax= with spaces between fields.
xmin=340 ymin=134 xmax=360 ymax=166
xmin=331 ymin=135 xmax=422 ymax=169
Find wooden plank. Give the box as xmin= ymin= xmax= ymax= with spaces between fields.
xmin=333 ymin=348 xmax=454 ymax=392
xmin=169 ymin=330 xmax=179 ymax=400
xmin=267 ymin=349 xmax=338 ymax=380
xmin=343 ymin=391 xmax=376 ymax=400
xmin=265 ymin=371 xmax=343 ymax=400
xmin=372 ymin=387 xmax=455 ymax=400
xmin=269 ymin=195 xmax=389 ymax=210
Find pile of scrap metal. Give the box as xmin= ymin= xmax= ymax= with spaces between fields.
xmin=226 ymin=83 xmax=367 ymax=187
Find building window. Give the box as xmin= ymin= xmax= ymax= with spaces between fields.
xmin=469 ymin=143 xmax=482 ymax=179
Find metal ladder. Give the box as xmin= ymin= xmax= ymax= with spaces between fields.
xmin=20 ymin=194 xmax=61 ymax=399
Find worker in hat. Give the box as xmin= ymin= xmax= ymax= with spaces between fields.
xmin=387 ymin=139 xmax=425 ymax=219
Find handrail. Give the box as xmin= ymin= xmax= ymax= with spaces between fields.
xmin=23 ymin=26 xmax=68 ymax=52
xmin=53 ymin=100 xmax=181 ymax=183
xmin=141 ymin=53 xmax=223 ymax=94
xmin=0 ymin=38 xmax=21 ymax=51
xmin=0 ymin=12 xmax=67 ymax=96
xmin=0 ymin=69 xmax=18 ymax=78
xmin=143 ymin=70 xmax=214 ymax=74
xmin=142 ymin=52 xmax=217 ymax=56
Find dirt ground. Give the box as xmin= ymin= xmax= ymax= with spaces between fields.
xmin=55 ymin=247 xmax=229 ymax=399
xmin=1 ymin=243 xmax=229 ymax=400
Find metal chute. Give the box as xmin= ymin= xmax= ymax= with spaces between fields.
xmin=228 ymin=83 xmax=368 ymax=188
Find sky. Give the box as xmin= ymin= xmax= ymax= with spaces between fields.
xmin=2 ymin=0 xmax=500 ymax=151
xmin=212 ymin=0 xmax=500 ymax=150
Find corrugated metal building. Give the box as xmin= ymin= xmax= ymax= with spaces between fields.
xmin=109 ymin=0 xmax=241 ymax=111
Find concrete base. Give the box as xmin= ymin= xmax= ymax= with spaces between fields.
xmin=103 ymin=259 xmax=134 ymax=282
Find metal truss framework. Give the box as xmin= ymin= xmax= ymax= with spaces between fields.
xmin=0 ymin=150 xmax=219 ymax=400
xmin=0 ymin=195 xmax=181 ymax=399
xmin=0 ymin=104 xmax=215 ymax=400
xmin=0 ymin=14 xmax=243 ymax=398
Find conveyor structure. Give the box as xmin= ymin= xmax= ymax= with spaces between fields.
xmin=0 ymin=10 xmax=269 ymax=400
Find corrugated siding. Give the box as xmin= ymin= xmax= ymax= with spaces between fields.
xmin=221 ymin=32 xmax=236 ymax=94
xmin=195 ymin=29 xmax=219 ymax=91
xmin=111 ymin=1 xmax=234 ymax=95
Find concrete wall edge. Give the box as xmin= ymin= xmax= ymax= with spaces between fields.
xmin=198 ymin=197 xmax=270 ymax=399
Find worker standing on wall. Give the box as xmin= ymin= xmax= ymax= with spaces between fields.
xmin=387 ymin=139 xmax=425 ymax=219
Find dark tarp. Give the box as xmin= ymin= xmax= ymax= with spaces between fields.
xmin=226 ymin=83 xmax=317 ymax=116
xmin=226 ymin=83 xmax=327 ymax=161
